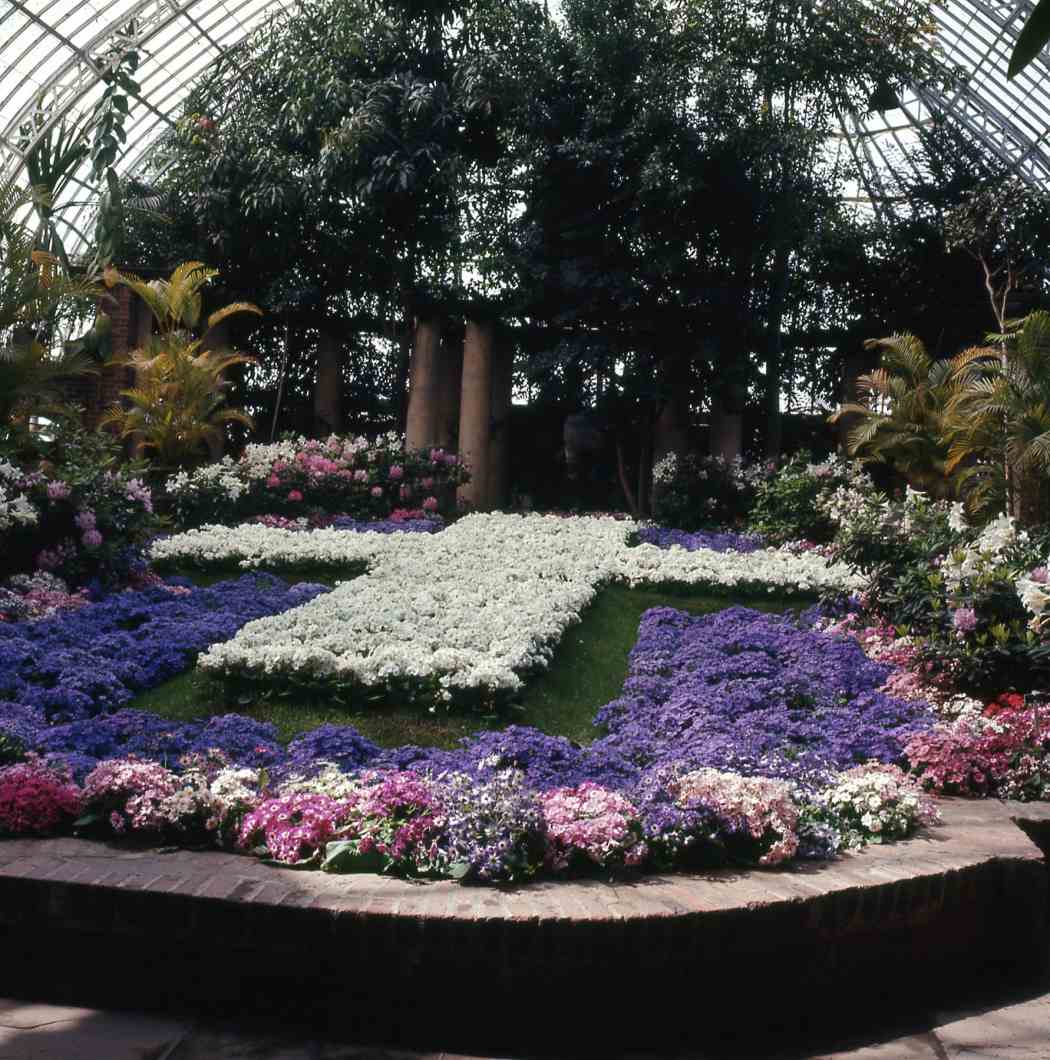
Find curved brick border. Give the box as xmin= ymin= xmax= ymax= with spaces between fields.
xmin=0 ymin=798 xmax=1046 ymax=1052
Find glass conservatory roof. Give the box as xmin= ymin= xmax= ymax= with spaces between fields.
xmin=2 ymin=0 xmax=1050 ymax=251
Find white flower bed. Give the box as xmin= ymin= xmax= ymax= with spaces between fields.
xmin=174 ymin=513 xmax=860 ymax=703
xmin=150 ymin=524 xmax=396 ymax=570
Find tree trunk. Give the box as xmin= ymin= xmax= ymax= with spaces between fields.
xmin=458 ymin=319 xmax=494 ymax=511
xmin=765 ymin=244 xmax=790 ymax=461
xmin=435 ymin=331 xmax=463 ymax=448
xmin=314 ymin=326 xmax=344 ymax=437
xmin=487 ymin=334 xmax=514 ymax=510
xmin=654 ymin=350 xmax=691 ymax=462
xmin=405 ymin=317 xmax=442 ymax=449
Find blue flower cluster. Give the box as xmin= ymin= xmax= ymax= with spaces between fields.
xmin=329 ymin=516 xmax=442 ymax=534
xmin=636 ymin=526 xmax=765 ymax=553
xmin=0 ymin=574 xmax=328 ymax=756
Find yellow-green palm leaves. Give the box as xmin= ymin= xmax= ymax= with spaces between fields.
xmin=99 ymin=262 xmax=261 ymax=469
xmin=831 ymin=333 xmax=957 ymax=499
xmin=100 ymin=339 xmax=256 ymax=469
xmin=102 ymin=260 xmax=260 ymax=340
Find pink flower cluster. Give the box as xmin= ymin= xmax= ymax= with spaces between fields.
xmin=339 ymin=770 xmax=445 ymax=868
xmin=0 ymin=757 xmax=82 ymax=835
xmin=82 ymin=758 xmax=179 ymax=834
xmin=903 ymin=706 xmax=1050 ymax=797
xmin=238 ymin=792 xmax=352 ymax=864
xmin=539 ymin=782 xmax=648 ymax=871
xmin=674 ymin=769 xmax=799 ymax=865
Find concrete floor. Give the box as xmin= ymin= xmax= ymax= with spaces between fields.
xmin=1 ymin=983 xmax=1048 ymax=1060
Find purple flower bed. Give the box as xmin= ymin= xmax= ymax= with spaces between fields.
xmin=0 ymin=575 xmax=328 ymax=734
xmin=636 ymin=527 xmax=765 ymax=553
xmin=1 ymin=602 xmax=942 ymax=877
xmin=328 ymin=516 xmax=442 ymax=534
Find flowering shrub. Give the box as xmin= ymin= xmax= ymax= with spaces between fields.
xmin=749 ymin=454 xmax=874 ymax=545
xmin=0 ymin=572 xmax=90 ymax=623
xmin=323 ymin=770 xmax=445 ymax=874
xmin=0 ymin=450 xmax=158 ymax=589
xmin=429 ymin=770 xmax=546 ymax=882
xmin=165 ymin=434 xmax=468 ymax=528
xmin=651 ymin=452 xmax=770 ymax=531
xmin=0 ymin=756 xmax=82 ymax=835
xmin=81 ymin=757 xmax=180 ymax=835
xmin=539 ymin=783 xmax=648 ymax=872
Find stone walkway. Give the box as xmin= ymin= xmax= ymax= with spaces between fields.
xmin=1 ymin=986 xmax=1048 ymax=1060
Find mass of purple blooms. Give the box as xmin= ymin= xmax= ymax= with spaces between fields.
xmin=636 ymin=526 xmax=765 ymax=553
xmin=328 ymin=516 xmax=442 ymax=534
xmin=1 ymin=597 xmax=936 ymax=868
xmin=0 ymin=574 xmax=327 ymax=744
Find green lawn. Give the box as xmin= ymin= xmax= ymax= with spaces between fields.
xmin=133 ymin=576 xmax=804 ymax=751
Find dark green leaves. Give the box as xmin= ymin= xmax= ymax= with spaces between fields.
xmin=1009 ymin=0 xmax=1050 ymax=80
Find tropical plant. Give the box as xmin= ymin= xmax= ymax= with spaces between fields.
xmin=0 ymin=180 xmax=101 ymax=434
xmin=98 ymin=263 xmax=261 ymax=469
xmin=831 ymin=333 xmax=957 ymax=499
xmin=945 ymin=311 xmax=1050 ymax=524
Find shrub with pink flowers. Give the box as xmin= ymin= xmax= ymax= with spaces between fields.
xmin=0 ymin=756 xmax=82 ymax=835
xmin=165 ymin=434 xmax=468 ymax=529
xmin=539 ymin=782 xmax=648 ymax=872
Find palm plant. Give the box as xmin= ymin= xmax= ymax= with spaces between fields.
xmin=945 ymin=311 xmax=1050 ymax=524
xmin=830 ymin=333 xmax=958 ymax=499
xmin=99 ymin=262 xmax=261 ymax=469
xmin=0 ymin=179 xmax=101 ymax=432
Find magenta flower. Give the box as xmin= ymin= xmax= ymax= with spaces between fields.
xmin=74 ymin=510 xmax=96 ymax=531
xmin=287 ymin=490 xmax=304 ymax=503
xmin=81 ymin=529 xmax=103 ymax=549
xmin=46 ymin=481 xmax=71 ymax=501
xmin=388 ymin=465 xmax=404 ymax=481
xmin=422 ymin=496 xmax=439 ymax=512
xmin=371 ymin=486 xmax=383 ymax=498
xmin=266 ymin=475 xmax=281 ymax=488
xmin=952 ymin=607 xmax=977 ymax=634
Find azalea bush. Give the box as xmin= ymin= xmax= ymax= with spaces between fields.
xmin=0 ymin=421 xmax=159 ymax=590
xmin=749 ymin=453 xmax=875 ymax=545
xmin=165 ymin=433 xmax=468 ymax=528
xmin=651 ymin=452 xmax=770 ymax=531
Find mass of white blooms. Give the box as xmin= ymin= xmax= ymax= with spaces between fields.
xmin=611 ymin=541 xmax=862 ymax=594
xmin=184 ymin=512 xmax=860 ymax=700
xmin=167 ymin=457 xmax=249 ymax=504
xmin=150 ymin=523 xmax=397 ymax=569
xmin=943 ymin=511 xmax=1028 ymax=590
xmin=0 ymin=463 xmax=38 ymax=532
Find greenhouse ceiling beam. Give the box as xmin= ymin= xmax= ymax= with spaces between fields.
xmin=53 ymin=0 xmax=271 ymax=252
xmin=0 ymin=0 xmax=212 ymax=184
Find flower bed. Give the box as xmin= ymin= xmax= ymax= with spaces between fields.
xmin=0 ymin=604 xmax=943 ymax=881
xmin=0 ymin=575 xmax=328 ymax=730
xmin=147 ymin=514 xmax=861 ymax=707
xmin=634 ymin=527 xmax=765 ymax=553
xmin=165 ymin=434 xmax=467 ymax=527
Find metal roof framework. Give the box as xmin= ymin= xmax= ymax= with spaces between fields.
xmin=3 ymin=0 xmax=1050 ymax=249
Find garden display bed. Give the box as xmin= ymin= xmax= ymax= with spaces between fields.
xmin=0 ymin=798 xmax=1046 ymax=1053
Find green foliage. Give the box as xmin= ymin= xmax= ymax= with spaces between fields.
xmin=651 ymin=452 xmax=763 ymax=531
xmin=98 ymin=263 xmax=261 ymax=470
